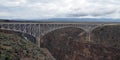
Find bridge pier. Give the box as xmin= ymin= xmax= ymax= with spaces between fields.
xmin=36 ymin=36 xmax=41 ymax=47
xmin=85 ymin=31 xmax=91 ymax=42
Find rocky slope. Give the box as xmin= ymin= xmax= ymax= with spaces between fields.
xmin=0 ymin=30 xmax=55 ymax=60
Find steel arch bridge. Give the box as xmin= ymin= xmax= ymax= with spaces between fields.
xmin=0 ymin=22 xmax=119 ymax=47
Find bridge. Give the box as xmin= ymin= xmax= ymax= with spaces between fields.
xmin=0 ymin=22 xmax=119 ymax=47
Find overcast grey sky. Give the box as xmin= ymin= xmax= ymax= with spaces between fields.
xmin=0 ymin=0 xmax=120 ymax=19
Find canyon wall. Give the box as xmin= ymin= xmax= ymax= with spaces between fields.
xmin=41 ymin=26 xmax=120 ymax=60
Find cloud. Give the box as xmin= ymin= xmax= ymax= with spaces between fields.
xmin=0 ymin=0 xmax=120 ymax=19
xmin=66 ymin=6 xmax=117 ymax=17
xmin=0 ymin=0 xmax=26 ymax=7
xmin=0 ymin=12 xmax=11 ymax=16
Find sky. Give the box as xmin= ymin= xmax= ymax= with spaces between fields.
xmin=0 ymin=0 xmax=120 ymax=19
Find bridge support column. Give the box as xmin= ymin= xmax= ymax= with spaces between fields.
xmin=86 ymin=31 xmax=91 ymax=42
xmin=36 ymin=36 xmax=40 ymax=47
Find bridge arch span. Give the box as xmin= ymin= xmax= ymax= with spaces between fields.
xmin=40 ymin=26 xmax=87 ymax=37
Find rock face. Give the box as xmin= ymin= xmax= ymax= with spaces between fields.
xmin=41 ymin=26 xmax=120 ymax=60
xmin=41 ymin=27 xmax=87 ymax=60
xmin=0 ymin=30 xmax=55 ymax=60
xmin=92 ymin=25 xmax=120 ymax=49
